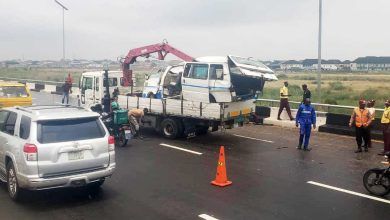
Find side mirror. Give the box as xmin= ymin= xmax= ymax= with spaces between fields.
xmin=145 ymin=74 xmax=150 ymax=80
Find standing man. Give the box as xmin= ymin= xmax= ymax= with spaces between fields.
xmin=61 ymin=79 xmax=72 ymax=104
xmin=277 ymin=81 xmax=294 ymax=120
xmin=349 ymin=100 xmax=372 ymax=153
xmin=302 ymin=84 xmax=311 ymax=103
xmin=379 ymin=100 xmax=390 ymax=155
xmin=296 ymin=98 xmax=316 ymax=151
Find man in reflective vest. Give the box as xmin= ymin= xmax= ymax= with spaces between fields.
xmin=296 ymin=98 xmax=316 ymax=151
xmin=349 ymin=100 xmax=372 ymax=153
xmin=378 ymin=100 xmax=390 ymax=155
xmin=277 ymin=81 xmax=294 ymax=120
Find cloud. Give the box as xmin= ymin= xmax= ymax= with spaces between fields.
xmin=0 ymin=0 xmax=389 ymax=60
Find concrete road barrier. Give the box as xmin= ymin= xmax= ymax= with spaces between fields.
xmin=33 ymin=83 xmax=45 ymax=91
xmin=319 ymin=113 xmax=383 ymax=139
xmin=263 ymin=107 xmax=326 ymax=130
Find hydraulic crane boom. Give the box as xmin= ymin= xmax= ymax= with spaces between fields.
xmin=121 ymin=40 xmax=194 ymax=87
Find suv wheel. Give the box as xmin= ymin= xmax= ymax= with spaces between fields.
xmin=7 ymin=162 xmax=22 ymax=201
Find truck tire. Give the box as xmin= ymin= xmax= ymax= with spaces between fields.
xmin=6 ymin=162 xmax=23 ymax=201
xmin=197 ymin=126 xmax=209 ymax=135
xmin=160 ymin=118 xmax=180 ymax=139
xmin=147 ymin=92 xmax=155 ymax=98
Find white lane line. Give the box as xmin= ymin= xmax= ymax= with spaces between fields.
xmin=307 ymin=181 xmax=390 ymax=205
xmin=159 ymin=143 xmax=203 ymax=155
xmin=372 ymin=140 xmax=384 ymax=144
xmin=233 ymin=134 xmax=274 ymax=143
xmin=199 ymin=214 xmax=219 ymax=220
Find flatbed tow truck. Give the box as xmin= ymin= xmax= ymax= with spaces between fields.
xmin=79 ymin=41 xmax=277 ymax=139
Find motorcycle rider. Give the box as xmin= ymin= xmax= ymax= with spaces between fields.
xmin=296 ymin=98 xmax=317 ymax=151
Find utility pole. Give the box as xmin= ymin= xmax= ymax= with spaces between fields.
xmin=317 ymin=0 xmax=322 ymax=103
xmin=54 ymin=0 xmax=68 ymax=63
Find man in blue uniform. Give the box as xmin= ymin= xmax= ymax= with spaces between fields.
xmin=296 ymin=98 xmax=317 ymax=151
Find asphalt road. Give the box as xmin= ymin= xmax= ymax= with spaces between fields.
xmin=0 ymin=92 xmax=388 ymax=219
xmin=31 ymin=91 xmax=78 ymax=106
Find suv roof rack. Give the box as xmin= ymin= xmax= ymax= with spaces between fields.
xmin=15 ymin=106 xmax=33 ymax=113
xmin=18 ymin=105 xmax=84 ymax=112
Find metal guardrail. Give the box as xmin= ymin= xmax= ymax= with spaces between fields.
xmin=256 ymin=98 xmax=385 ymax=116
xmin=0 ymin=76 xmax=63 ymax=85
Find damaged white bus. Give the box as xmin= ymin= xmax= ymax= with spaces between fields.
xmin=142 ymin=55 xmax=277 ymax=103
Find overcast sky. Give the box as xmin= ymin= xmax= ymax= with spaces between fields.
xmin=0 ymin=0 xmax=389 ymax=61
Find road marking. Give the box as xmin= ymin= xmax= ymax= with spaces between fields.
xmin=233 ymin=134 xmax=274 ymax=143
xmin=307 ymin=181 xmax=390 ymax=205
xmin=372 ymin=140 xmax=384 ymax=144
xmin=160 ymin=143 xmax=203 ymax=155
xmin=199 ymin=214 xmax=219 ymax=220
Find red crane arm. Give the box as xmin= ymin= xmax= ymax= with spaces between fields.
xmin=121 ymin=41 xmax=194 ymax=87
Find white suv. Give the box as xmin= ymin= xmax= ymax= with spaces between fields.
xmin=0 ymin=105 xmax=116 ymax=201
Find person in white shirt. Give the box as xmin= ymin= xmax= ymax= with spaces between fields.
xmin=367 ymin=100 xmax=376 ymax=148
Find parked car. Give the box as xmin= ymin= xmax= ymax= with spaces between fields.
xmin=0 ymin=82 xmax=32 ymax=108
xmin=0 ymin=105 xmax=116 ymax=201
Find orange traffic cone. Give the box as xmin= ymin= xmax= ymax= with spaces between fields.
xmin=211 ymin=146 xmax=232 ymax=187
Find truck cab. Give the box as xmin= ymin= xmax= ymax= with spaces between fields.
xmin=79 ymin=71 xmax=128 ymax=108
xmin=142 ymin=55 xmax=277 ymax=103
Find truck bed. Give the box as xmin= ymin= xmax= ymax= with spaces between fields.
xmin=117 ymin=96 xmax=255 ymax=121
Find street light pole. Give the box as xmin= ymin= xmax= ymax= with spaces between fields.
xmin=54 ymin=0 xmax=68 ymax=62
xmin=317 ymin=0 xmax=322 ymax=103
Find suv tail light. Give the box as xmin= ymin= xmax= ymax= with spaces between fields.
xmin=24 ymin=144 xmax=37 ymax=161
xmin=108 ymin=136 xmax=115 ymax=151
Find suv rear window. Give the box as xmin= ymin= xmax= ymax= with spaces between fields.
xmin=37 ymin=117 xmax=105 ymax=144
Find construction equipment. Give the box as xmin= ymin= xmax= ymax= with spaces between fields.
xmin=120 ymin=40 xmax=194 ymax=89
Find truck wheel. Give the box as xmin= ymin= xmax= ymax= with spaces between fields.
xmin=6 ymin=162 xmax=23 ymax=201
xmin=197 ymin=126 xmax=209 ymax=135
xmin=160 ymin=118 xmax=180 ymax=139
xmin=147 ymin=92 xmax=155 ymax=98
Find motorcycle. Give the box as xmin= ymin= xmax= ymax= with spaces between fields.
xmin=363 ymin=152 xmax=390 ymax=197
xmin=101 ymin=111 xmax=137 ymax=147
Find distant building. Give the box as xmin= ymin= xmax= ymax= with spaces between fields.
xmin=280 ymin=60 xmax=303 ymax=71
xmin=302 ymin=59 xmax=318 ymax=70
xmin=339 ymin=60 xmax=352 ymax=71
xmin=268 ymin=60 xmax=283 ymax=70
xmin=351 ymin=56 xmax=390 ymax=71
xmin=312 ymin=60 xmax=341 ymax=71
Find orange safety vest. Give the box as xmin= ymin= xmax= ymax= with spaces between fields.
xmin=354 ymin=108 xmax=369 ymax=127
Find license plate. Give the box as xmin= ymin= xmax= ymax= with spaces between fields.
xmin=124 ymin=130 xmax=133 ymax=139
xmin=68 ymin=151 xmax=84 ymax=160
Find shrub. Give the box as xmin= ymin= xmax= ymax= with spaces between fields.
xmin=288 ymin=84 xmax=302 ymax=96
xmin=311 ymin=81 xmax=324 ymax=85
xmin=324 ymin=98 xmax=338 ymax=105
xmin=328 ymin=81 xmax=346 ymax=90
xmin=277 ymin=74 xmax=288 ymax=79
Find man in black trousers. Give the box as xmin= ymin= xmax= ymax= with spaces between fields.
xmin=302 ymin=84 xmax=311 ymax=103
